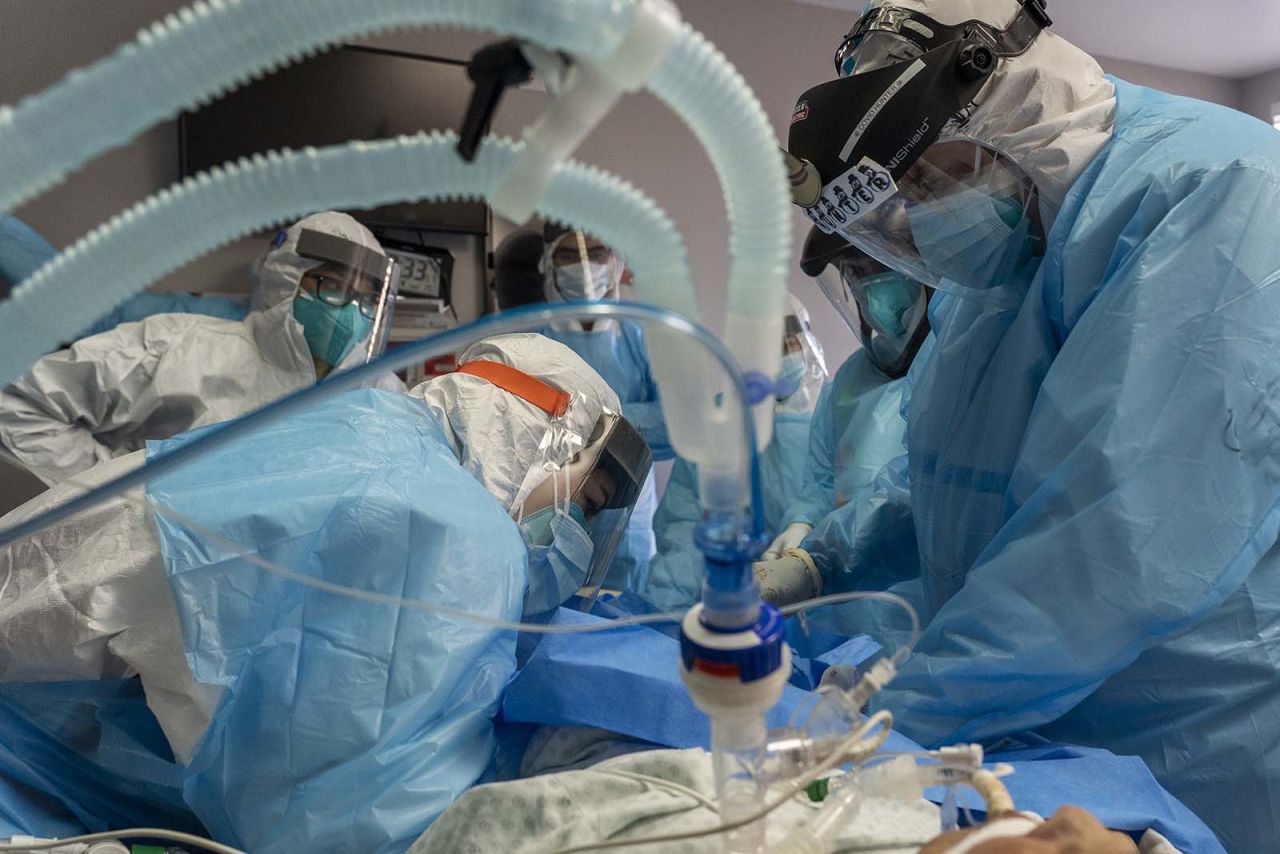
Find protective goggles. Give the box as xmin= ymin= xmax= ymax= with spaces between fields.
xmin=295 ymin=228 xmax=399 ymax=360
xmin=786 ymin=1 xmax=1050 ymax=295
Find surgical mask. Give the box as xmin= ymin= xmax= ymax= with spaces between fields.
xmin=292 ymin=292 xmax=372 ymax=367
xmin=862 ymin=271 xmax=919 ymax=337
xmin=521 ymin=503 xmax=593 ymax=614
xmin=906 ymin=186 xmax=1037 ymax=297
xmin=775 ymin=352 xmax=807 ymax=401
xmin=554 ymin=262 xmax=614 ymax=301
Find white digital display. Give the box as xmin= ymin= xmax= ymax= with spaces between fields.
xmin=387 ymin=249 xmax=443 ymax=298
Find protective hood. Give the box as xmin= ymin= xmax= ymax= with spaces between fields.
xmin=859 ymin=0 xmax=1116 ymax=222
xmin=410 ymin=333 xmax=623 ymax=513
xmin=540 ymin=227 xmax=625 ymax=306
xmin=250 ymin=211 xmax=384 ymax=310
xmin=779 ymin=292 xmax=828 ymax=414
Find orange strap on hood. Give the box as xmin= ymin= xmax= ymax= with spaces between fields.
xmin=455 ymin=359 xmax=571 ymax=418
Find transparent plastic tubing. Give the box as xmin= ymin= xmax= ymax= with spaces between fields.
xmin=0 ymin=0 xmax=792 ymax=444
xmin=0 ymin=300 xmax=766 ymax=552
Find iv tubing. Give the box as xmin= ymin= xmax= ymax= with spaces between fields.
xmin=553 ymin=712 xmax=896 ymax=853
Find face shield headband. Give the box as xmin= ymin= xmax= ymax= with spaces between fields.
xmin=788 ymin=0 xmax=1048 ymax=216
xmin=787 ymin=6 xmax=1050 ymax=299
xmin=834 ymin=0 xmax=1051 ymax=79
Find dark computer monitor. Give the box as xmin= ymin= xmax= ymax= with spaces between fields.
xmin=179 ymin=45 xmax=488 ymax=234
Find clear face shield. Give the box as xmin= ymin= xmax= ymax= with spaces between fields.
xmin=518 ymin=409 xmax=653 ymax=611
xmin=786 ymin=2 xmax=1051 ymax=302
xmin=821 ymin=139 xmax=1044 ymax=304
xmin=546 ymin=229 xmax=622 ymax=302
xmin=293 ymin=228 xmax=400 ymax=369
xmin=823 ymin=251 xmax=930 ymax=379
xmin=776 ymin=312 xmax=828 ymax=408
xmin=575 ymin=412 xmax=652 ymax=603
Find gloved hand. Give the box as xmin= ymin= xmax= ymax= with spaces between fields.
xmin=763 ymin=522 xmax=812 ymax=560
xmin=753 ymin=548 xmax=822 ymax=607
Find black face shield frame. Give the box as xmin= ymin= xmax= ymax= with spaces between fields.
xmin=786 ymin=1 xmax=1050 ymax=234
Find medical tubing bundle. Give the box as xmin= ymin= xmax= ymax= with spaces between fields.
xmin=554 ymin=712 xmax=897 ymax=854
xmin=0 ymin=0 xmax=793 ymax=460
xmin=775 ymin=757 xmax=1015 ymax=854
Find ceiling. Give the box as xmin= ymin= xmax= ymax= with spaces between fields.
xmin=791 ymin=0 xmax=1280 ymax=79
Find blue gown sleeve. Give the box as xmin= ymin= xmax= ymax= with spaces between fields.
xmin=875 ymin=164 xmax=1280 ymax=748
xmin=803 ymin=453 xmax=920 ymax=595
xmin=641 ymin=458 xmax=704 ymax=612
xmin=0 ymin=215 xmax=56 ymax=289
xmin=783 ymin=380 xmax=837 ymax=528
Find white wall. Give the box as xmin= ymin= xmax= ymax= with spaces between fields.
xmin=1095 ymin=56 xmax=1243 ymax=110
xmin=1242 ymin=67 xmax=1280 ymax=124
xmin=1 ymin=0 xmax=183 ymax=249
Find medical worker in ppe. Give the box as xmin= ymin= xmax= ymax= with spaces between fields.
xmin=536 ymin=224 xmax=670 ymax=593
xmin=763 ymin=233 xmax=916 ymax=561
xmin=774 ymin=0 xmax=1280 ymax=847
xmin=0 ymin=332 xmax=649 ymax=852
xmin=642 ymin=293 xmax=827 ymax=612
xmin=0 ymin=211 xmax=403 ymax=484
xmin=492 ymin=228 xmax=549 ymax=311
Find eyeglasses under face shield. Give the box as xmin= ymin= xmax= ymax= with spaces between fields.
xmin=294 ymin=228 xmax=400 ymax=362
xmin=786 ymin=1 xmax=1052 ymax=300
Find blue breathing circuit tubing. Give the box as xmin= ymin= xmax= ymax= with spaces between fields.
xmin=0 ymin=300 xmax=769 ymax=567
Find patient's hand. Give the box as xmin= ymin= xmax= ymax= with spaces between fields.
xmin=920 ymin=806 xmax=1139 ymax=854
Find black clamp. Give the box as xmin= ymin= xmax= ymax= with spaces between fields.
xmin=1022 ymin=0 xmax=1052 ymax=30
xmin=457 ymin=40 xmax=534 ymax=162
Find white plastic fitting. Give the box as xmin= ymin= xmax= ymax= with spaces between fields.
xmin=490 ymin=0 xmax=684 ymax=222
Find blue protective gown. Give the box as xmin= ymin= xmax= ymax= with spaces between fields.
xmin=0 ymin=215 xmax=55 ymax=288
xmin=808 ymin=80 xmax=1280 ymax=851
xmin=784 ymin=350 xmax=907 ymax=527
xmin=146 ymin=389 xmax=527 ymax=853
xmin=540 ymin=320 xmax=671 ymax=593
xmin=643 ymin=410 xmax=813 ymax=612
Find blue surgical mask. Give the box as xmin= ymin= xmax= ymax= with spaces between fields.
xmin=293 ymin=292 xmax=372 ymax=367
xmin=861 ymin=271 xmax=920 ymax=337
xmin=554 ymin=262 xmax=614 ymax=301
xmin=775 ymin=351 xmax=808 ymax=401
xmin=520 ymin=503 xmax=594 ymax=614
xmin=906 ymin=185 xmax=1039 ymax=299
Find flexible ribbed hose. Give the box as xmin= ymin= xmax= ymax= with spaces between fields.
xmin=0 ymin=134 xmax=692 ymax=391
xmin=969 ymin=769 xmax=1015 ymax=816
xmin=0 ymin=0 xmax=791 ymax=456
xmin=0 ymin=0 xmax=637 ymax=216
